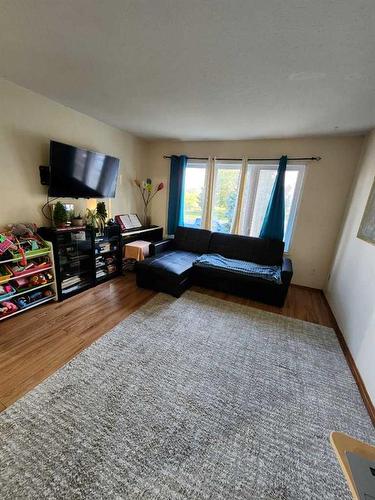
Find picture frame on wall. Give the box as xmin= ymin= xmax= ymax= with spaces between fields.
xmin=357 ymin=176 xmax=375 ymax=245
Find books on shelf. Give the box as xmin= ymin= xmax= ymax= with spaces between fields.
xmin=61 ymin=276 xmax=81 ymax=289
xmin=96 ymin=269 xmax=107 ymax=279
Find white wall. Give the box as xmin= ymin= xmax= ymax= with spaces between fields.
xmin=0 ymin=78 xmax=145 ymax=227
xmin=325 ymin=130 xmax=375 ymax=405
xmin=142 ymin=136 xmax=364 ymax=288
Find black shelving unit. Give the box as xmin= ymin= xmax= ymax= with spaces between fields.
xmin=38 ymin=225 xmax=122 ymax=301
xmin=94 ymin=225 xmax=122 ymax=285
xmin=38 ymin=226 xmax=94 ymax=300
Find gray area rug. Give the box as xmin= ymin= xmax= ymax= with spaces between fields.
xmin=0 ymin=291 xmax=374 ymax=499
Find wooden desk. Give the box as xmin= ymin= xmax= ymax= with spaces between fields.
xmin=330 ymin=431 xmax=375 ymax=499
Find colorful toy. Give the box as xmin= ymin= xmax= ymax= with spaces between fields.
xmin=14 ymin=285 xmax=54 ymax=309
xmin=29 ymin=275 xmax=40 ymax=287
xmin=13 ymin=271 xmax=53 ymax=292
xmin=13 ymin=276 xmax=29 ymax=289
xmin=27 ymin=290 xmax=44 ymax=302
xmin=0 ymin=264 xmax=12 ymax=284
xmin=15 ymin=296 xmax=28 ymax=308
xmin=29 ymin=274 xmax=48 ymax=287
xmin=7 ymin=223 xmax=37 ymax=238
xmin=0 ymin=301 xmax=18 ymax=316
xmin=3 ymin=224 xmax=48 ymax=265
xmin=7 ymin=257 xmax=50 ymax=277
xmin=0 ymin=284 xmax=13 ymax=295
xmin=45 ymin=272 xmax=53 ymax=282
xmin=0 ymin=284 xmax=16 ymax=300
xmin=0 ymin=234 xmax=17 ymax=256
xmin=17 ymin=245 xmax=27 ymax=267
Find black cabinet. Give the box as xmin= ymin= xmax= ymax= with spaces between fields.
xmin=94 ymin=226 xmax=122 ymax=284
xmin=39 ymin=227 xmax=94 ymax=300
xmin=38 ymin=225 xmax=122 ymax=301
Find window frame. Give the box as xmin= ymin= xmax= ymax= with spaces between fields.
xmin=244 ymin=163 xmax=306 ymax=252
xmin=211 ymin=160 xmax=243 ymax=233
xmin=180 ymin=158 xmax=305 ymax=252
xmin=183 ymin=159 xmax=209 ymax=229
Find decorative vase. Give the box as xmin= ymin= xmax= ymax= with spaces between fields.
xmin=143 ymin=208 xmax=151 ymax=228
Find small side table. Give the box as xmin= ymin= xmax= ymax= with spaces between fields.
xmin=330 ymin=431 xmax=375 ymax=499
xmin=124 ymin=240 xmax=150 ymax=262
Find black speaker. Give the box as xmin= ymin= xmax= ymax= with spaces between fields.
xmin=39 ymin=165 xmax=50 ymax=186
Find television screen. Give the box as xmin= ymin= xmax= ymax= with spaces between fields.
xmin=49 ymin=141 xmax=120 ymax=198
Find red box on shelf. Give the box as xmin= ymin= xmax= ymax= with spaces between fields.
xmin=6 ymin=260 xmax=51 ymax=278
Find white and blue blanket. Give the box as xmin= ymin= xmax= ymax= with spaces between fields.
xmin=193 ymin=253 xmax=282 ymax=284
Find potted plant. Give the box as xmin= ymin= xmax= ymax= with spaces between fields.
xmin=53 ymin=202 xmax=68 ymax=228
xmin=86 ymin=208 xmax=105 ymax=234
xmin=96 ymin=201 xmax=107 ymax=225
xmin=71 ymin=212 xmax=84 ymax=227
xmin=134 ymin=178 xmax=164 ymax=227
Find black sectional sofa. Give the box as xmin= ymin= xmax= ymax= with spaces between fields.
xmin=135 ymin=227 xmax=293 ymax=306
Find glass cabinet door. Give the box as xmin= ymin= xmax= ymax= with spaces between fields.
xmin=56 ymin=229 xmax=94 ymax=297
xmin=94 ymin=231 xmax=120 ymax=283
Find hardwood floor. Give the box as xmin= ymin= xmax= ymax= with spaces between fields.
xmin=193 ymin=283 xmax=333 ymax=327
xmin=0 ymin=274 xmax=359 ymax=415
xmin=0 ymin=275 xmax=155 ymax=409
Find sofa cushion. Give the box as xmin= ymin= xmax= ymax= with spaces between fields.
xmin=209 ymin=233 xmax=284 ymax=266
xmin=136 ymin=250 xmax=197 ymax=279
xmin=173 ymin=226 xmax=212 ymax=254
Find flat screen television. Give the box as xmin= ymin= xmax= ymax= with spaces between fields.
xmin=48 ymin=140 xmax=120 ymax=198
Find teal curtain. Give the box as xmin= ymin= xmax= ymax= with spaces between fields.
xmin=167 ymin=155 xmax=187 ymax=234
xmin=259 ymin=155 xmax=287 ymax=240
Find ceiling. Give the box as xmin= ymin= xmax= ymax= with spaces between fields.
xmin=0 ymin=0 xmax=374 ymax=140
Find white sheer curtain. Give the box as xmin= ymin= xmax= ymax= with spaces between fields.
xmin=202 ymin=156 xmax=215 ymax=230
xmin=201 ymin=156 xmax=249 ymax=234
xmin=230 ymin=157 xmax=247 ymax=234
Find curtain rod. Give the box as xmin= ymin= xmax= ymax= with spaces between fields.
xmin=163 ymin=155 xmax=321 ymax=161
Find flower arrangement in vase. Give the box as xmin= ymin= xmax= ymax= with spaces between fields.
xmin=134 ymin=178 xmax=164 ymax=227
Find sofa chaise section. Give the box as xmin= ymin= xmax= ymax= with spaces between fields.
xmin=135 ymin=227 xmax=211 ymax=297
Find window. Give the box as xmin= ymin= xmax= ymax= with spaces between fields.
xmin=183 ymin=160 xmax=208 ymax=228
xmin=242 ymin=164 xmax=305 ymax=251
xmin=211 ymin=161 xmax=242 ymax=232
xmin=179 ymin=158 xmax=305 ymax=252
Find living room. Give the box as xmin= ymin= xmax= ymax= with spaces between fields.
xmin=0 ymin=1 xmax=374 ymax=498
